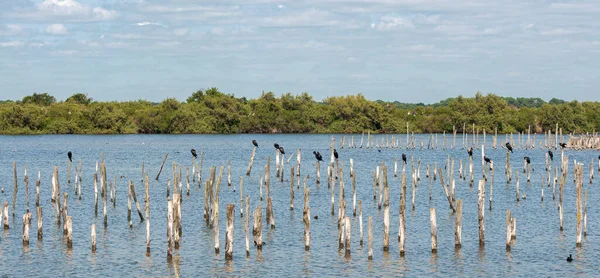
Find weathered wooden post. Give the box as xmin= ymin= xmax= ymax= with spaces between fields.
xmin=3 ymin=202 xmax=8 ymax=229
xmin=455 ymin=199 xmax=462 ymax=249
xmin=253 ymin=206 xmax=263 ymax=249
xmin=22 ymin=211 xmax=30 ymax=245
xmin=245 ymin=196 xmax=250 ymax=256
xmin=227 ymin=159 xmax=231 ymax=187
xmin=430 ymin=208 xmax=437 ymax=253
xmin=66 ymin=215 xmax=73 ymax=249
xmin=130 ymin=181 xmax=145 ymax=222
xmin=37 ymin=207 xmax=42 ymax=239
xmin=516 ymin=171 xmax=520 ymax=202
xmin=303 ymin=188 xmax=311 ymax=251
xmin=358 ymin=200 xmax=363 ymax=246
xmin=506 ymin=210 xmax=512 ymax=251
xmin=316 ymin=161 xmax=321 ymax=184
xmin=225 ymin=204 xmax=234 ymax=260
xmin=247 ymin=146 xmax=257 ymax=176
xmin=576 ymin=163 xmax=583 ymax=247
xmin=267 ymin=197 xmax=275 ymax=229
xmin=91 ymin=223 xmax=96 ymax=253
xmin=167 ymin=198 xmax=173 ymax=261
xmin=478 ymin=180 xmax=485 ymax=246
xmin=368 ymin=216 xmax=373 ymax=260
xmin=290 ymin=166 xmax=295 ymax=210
xmin=155 ymin=153 xmax=168 ymax=180
xmin=383 ymin=186 xmax=390 ymax=251
xmin=344 ymin=217 xmax=351 ymax=257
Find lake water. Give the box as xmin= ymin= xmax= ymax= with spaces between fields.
xmin=0 ymin=134 xmax=598 ymax=277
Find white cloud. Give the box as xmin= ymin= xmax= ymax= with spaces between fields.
xmin=35 ymin=0 xmax=116 ymax=21
xmin=45 ymin=23 xmax=68 ymax=35
xmin=414 ymin=14 xmax=440 ymax=25
xmin=135 ymin=21 xmax=167 ymax=27
xmin=93 ymin=7 xmax=117 ymax=20
xmin=0 ymin=41 xmax=23 ymax=47
xmin=262 ymin=9 xmax=339 ymax=27
xmin=371 ymin=16 xmax=414 ymax=30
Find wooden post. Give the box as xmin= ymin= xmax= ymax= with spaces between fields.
xmin=94 ymin=173 xmax=98 ymax=216
xmin=36 ymin=171 xmax=40 ymax=207
xmin=66 ymin=215 xmax=72 ymax=249
xmin=253 ymin=206 xmax=263 ymax=249
xmin=91 ymin=223 xmax=96 ymax=253
xmin=155 ymin=153 xmax=168 ymax=180
xmin=127 ymin=182 xmax=132 ymax=226
xmin=37 ymin=207 xmax=42 ymax=239
xmin=437 ymin=168 xmax=456 ymax=212
xmin=227 ymin=159 xmax=231 ymax=187
xmin=146 ymin=177 xmax=150 ymax=255
xmin=576 ymin=163 xmax=583 ymax=247
xmin=225 ymin=204 xmax=234 ymax=260
xmin=316 ymin=161 xmax=321 ymax=184
xmin=167 ymin=198 xmax=173 ymax=261
xmin=506 ymin=210 xmax=512 ymax=251
xmin=383 ymin=186 xmax=390 ymax=251
xmin=12 ymin=162 xmax=17 ymax=216
xmin=358 ymin=200 xmax=363 ymax=246
xmin=3 ymin=202 xmax=8 ymax=229
xmin=130 ymin=181 xmax=145 ymax=221
xmin=267 ymin=197 xmax=275 ymax=228
xmin=455 ymin=199 xmax=462 ymax=248
xmin=430 ymin=208 xmax=437 ymax=253
xmin=290 ymin=166 xmax=295 ymax=210
xmin=245 ymin=196 xmax=250 ymax=256
xmin=303 ymin=188 xmax=310 ymax=251
xmin=345 ymin=217 xmax=351 ymax=257
xmin=516 ymin=171 xmax=520 ymax=202
xmin=296 ymin=148 xmax=302 ymax=178
xmin=368 ymin=216 xmax=373 ymax=260
xmin=22 ymin=211 xmax=30 ymax=245
xmin=247 ymin=147 xmax=257 ymax=176
xmin=512 ymin=218 xmax=517 ymax=239
xmin=478 ymin=180 xmax=485 ymax=246
xmin=173 ymin=194 xmax=181 ymax=249
xmin=399 ymin=172 xmax=406 ymax=255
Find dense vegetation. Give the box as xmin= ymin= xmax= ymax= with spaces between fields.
xmin=0 ymin=90 xmax=598 ymax=134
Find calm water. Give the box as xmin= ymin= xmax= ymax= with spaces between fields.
xmin=0 ymin=134 xmax=598 ymax=277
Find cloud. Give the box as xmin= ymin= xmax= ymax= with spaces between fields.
xmin=261 ymin=9 xmax=339 ymax=27
xmin=93 ymin=7 xmax=117 ymax=20
xmin=33 ymin=0 xmax=116 ymax=21
xmin=173 ymin=28 xmax=189 ymax=36
xmin=540 ymin=28 xmax=586 ymax=36
xmin=135 ymin=21 xmax=167 ymax=27
xmin=45 ymin=23 xmax=68 ymax=35
xmin=0 ymin=41 xmax=23 ymax=47
xmin=371 ymin=16 xmax=414 ymax=30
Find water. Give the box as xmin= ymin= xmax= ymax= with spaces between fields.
xmin=0 ymin=134 xmax=598 ymax=277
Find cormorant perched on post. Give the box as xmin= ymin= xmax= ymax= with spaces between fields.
xmin=402 ymin=153 xmax=407 ymax=164
xmin=274 ymin=143 xmax=280 ymax=150
xmin=505 ymin=142 xmax=513 ymax=153
xmin=524 ymin=156 xmax=531 ymax=164
xmin=252 ymin=140 xmax=259 ymax=148
xmin=279 ymin=147 xmax=285 ymax=155
xmin=484 ymin=156 xmax=491 ymax=164
xmin=559 ymin=143 xmax=567 ymax=148
xmin=468 ymin=147 xmax=473 ymax=157
xmin=333 ymin=149 xmax=339 ymax=160
xmin=68 ymin=151 xmax=72 ymax=162
xmin=548 ymin=150 xmax=554 ymax=161
xmin=191 ymin=149 xmax=197 ymax=158
xmin=313 ymin=151 xmax=323 ymax=161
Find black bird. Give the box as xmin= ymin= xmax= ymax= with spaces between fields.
xmin=559 ymin=142 xmax=567 ymax=148
xmin=252 ymin=140 xmax=259 ymax=148
xmin=548 ymin=150 xmax=554 ymax=161
xmin=67 ymin=151 xmax=72 ymax=162
xmin=505 ymin=142 xmax=513 ymax=153
xmin=191 ymin=149 xmax=197 ymax=158
xmin=313 ymin=151 xmax=323 ymax=162
xmin=484 ymin=156 xmax=491 ymax=164
xmin=524 ymin=156 xmax=531 ymax=164
xmin=567 ymin=254 xmax=573 ymax=262
xmin=468 ymin=147 xmax=473 ymax=157
xmin=598 ymin=155 xmax=600 ymax=160
xmin=274 ymin=143 xmax=280 ymax=150
xmin=279 ymin=147 xmax=285 ymax=155
xmin=333 ymin=149 xmax=339 ymax=160
xmin=402 ymin=153 xmax=407 ymax=164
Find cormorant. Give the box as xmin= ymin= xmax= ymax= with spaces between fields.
xmin=484 ymin=156 xmax=491 ymax=164
xmin=567 ymin=254 xmax=573 ymax=262
xmin=402 ymin=153 xmax=407 ymax=164
xmin=68 ymin=151 xmax=72 ymax=162
xmin=559 ymin=143 xmax=567 ymax=148
xmin=468 ymin=147 xmax=473 ymax=157
xmin=548 ymin=150 xmax=553 ymax=161
xmin=279 ymin=147 xmax=285 ymax=155
xmin=191 ymin=149 xmax=197 ymax=158
xmin=524 ymin=156 xmax=531 ymax=164
xmin=252 ymin=140 xmax=259 ymax=148
xmin=313 ymin=151 xmax=323 ymax=161
xmin=333 ymin=149 xmax=339 ymax=160
xmin=505 ymin=142 xmax=513 ymax=153
xmin=274 ymin=143 xmax=280 ymax=150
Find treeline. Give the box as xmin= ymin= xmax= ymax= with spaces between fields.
xmin=0 ymin=90 xmax=598 ymax=134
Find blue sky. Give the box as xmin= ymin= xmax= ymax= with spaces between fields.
xmin=1 ymin=0 xmax=599 ymax=103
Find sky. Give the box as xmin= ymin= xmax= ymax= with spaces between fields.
xmin=1 ymin=0 xmax=599 ymax=103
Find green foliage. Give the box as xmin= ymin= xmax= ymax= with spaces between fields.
xmin=0 ymin=91 xmax=596 ymax=134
